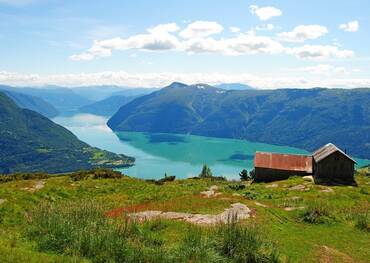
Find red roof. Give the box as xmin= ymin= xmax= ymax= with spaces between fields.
xmin=254 ymin=152 xmax=312 ymax=173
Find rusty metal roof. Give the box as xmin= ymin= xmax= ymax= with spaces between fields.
xmin=312 ymin=143 xmax=356 ymax=163
xmin=254 ymin=152 xmax=312 ymax=173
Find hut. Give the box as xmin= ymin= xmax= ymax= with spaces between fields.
xmin=253 ymin=152 xmax=312 ymax=182
xmin=312 ymin=143 xmax=356 ymax=185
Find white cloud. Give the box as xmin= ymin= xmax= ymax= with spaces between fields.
xmin=339 ymin=20 xmax=359 ymax=32
xmin=183 ymin=34 xmax=284 ymax=55
xmin=249 ymin=5 xmax=282 ymax=21
xmin=70 ymin=23 xmax=181 ymax=61
xmin=1 ymin=70 xmax=369 ymax=89
xmin=124 ymin=32 xmax=180 ymax=50
xmin=230 ymin=26 xmax=241 ymax=33
xmin=224 ymin=34 xmax=284 ymax=55
xmin=183 ymin=37 xmax=225 ymax=54
xmin=179 ymin=21 xmax=223 ymax=39
xmin=278 ymin=25 xmax=328 ymax=42
xmin=286 ymin=45 xmax=355 ymax=59
xmin=148 ymin=23 xmax=180 ymax=34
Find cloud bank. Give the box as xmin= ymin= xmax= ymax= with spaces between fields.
xmin=1 ymin=70 xmax=369 ymax=89
xmin=70 ymin=21 xmax=355 ymax=61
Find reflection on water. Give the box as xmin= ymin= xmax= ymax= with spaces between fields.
xmin=53 ymin=114 xmax=370 ymax=180
xmin=146 ymin=134 xmax=188 ymax=144
xmin=113 ymin=132 xmax=309 ymax=168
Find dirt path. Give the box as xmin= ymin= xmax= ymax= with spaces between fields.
xmin=129 ymin=203 xmax=251 ymax=225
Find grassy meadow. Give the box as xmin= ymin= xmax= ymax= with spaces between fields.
xmin=0 ymin=169 xmax=369 ymax=262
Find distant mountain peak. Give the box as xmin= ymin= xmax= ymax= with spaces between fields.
xmin=190 ymin=83 xmax=217 ymax=90
xmin=216 ymin=83 xmax=255 ymax=90
xmin=168 ymin=82 xmax=188 ymax=89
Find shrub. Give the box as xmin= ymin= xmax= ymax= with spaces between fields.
xmin=69 ymin=170 xmax=90 ymax=181
xmin=228 ymin=184 xmax=246 ymax=191
xmin=0 ymin=172 xmax=49 ymax=183
xmin=92 ymin=168 xmax=122 ymax=179
xmin=244 ymin=191 xmax=258 ymax=200
xmin=300 ymin=201 xmax=334 ymax=224
xmin=70 ymin=169 xmax=123 ymax=181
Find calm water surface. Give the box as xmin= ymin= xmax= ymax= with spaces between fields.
xmin=53 ymin=114 xmax=370 ymax=180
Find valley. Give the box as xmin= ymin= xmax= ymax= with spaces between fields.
xmin=0 ymin=92 xmax=134 ymax=174
xmin=54 ymin=113 xmax=370 ymax=180
xmin=1 ymin=1 xmax=369 ymax=262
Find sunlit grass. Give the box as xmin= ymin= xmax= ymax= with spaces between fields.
xmin=0 ymin=173 xmax=369 ymax=262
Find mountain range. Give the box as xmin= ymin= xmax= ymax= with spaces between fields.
xmin=108 ymin=82 xmax=370 ymax=159
xmin=0 ymin=91 xmax=134 ymax=174
xmin=79 ymin=95 xmax=139 ymax=116
xmin=0 ymin=88 xmax=58 ymax=118
xmin=0 ymin=85 xmax=159 ymax=116
xmin=79 ymin=87 xmax=158 ymax=116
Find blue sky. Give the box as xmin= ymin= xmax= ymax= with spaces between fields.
xmin=0 ymin=0 xmax=369 ymax=88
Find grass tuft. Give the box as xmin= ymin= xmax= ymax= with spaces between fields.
xmin=217 ymin=218 xmax=280 ymax=263
xmin=300 ymin=201 xmax=334 ymax=224
xmin=354 ymin=212 xmax=369 ymax=232
xmin=27 ymin=200 xmax=168 ymax=262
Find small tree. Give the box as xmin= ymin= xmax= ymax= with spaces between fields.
xmin=239 ymin=169 xmax=249 ymax=181
xmin=249 ymin=169 xmax=255 ymax=180
xmin=199 ymin=164 xmax=213 ymax=178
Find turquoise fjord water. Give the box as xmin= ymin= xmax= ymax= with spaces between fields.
xmin=53 ymin=114 xmax=370 ymax=180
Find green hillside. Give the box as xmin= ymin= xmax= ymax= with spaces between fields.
xmin=0 ymin=89 xmax=58 ymax=118
xmin=108 ymin=83 xmax=370 ymax=159
xmin=0 ymin=171 xmax=368 ymax=262
xmin=0 ymin=92 xmax=134 ymax=174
